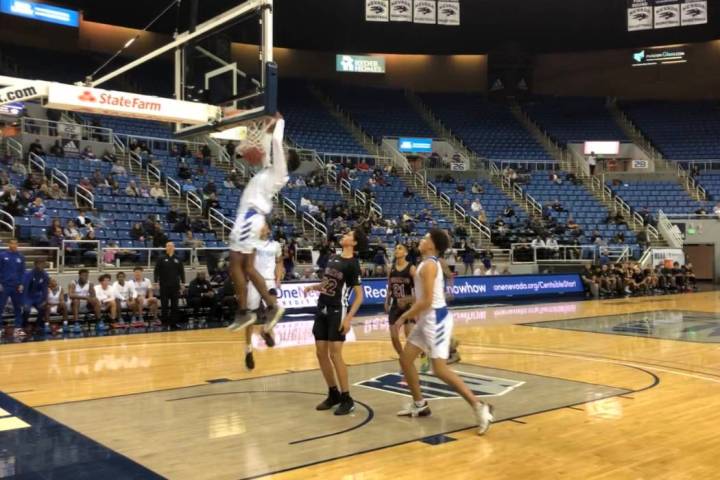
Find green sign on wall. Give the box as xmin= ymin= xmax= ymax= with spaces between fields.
xmin=336 ymin=55 xmax=386 ymax=74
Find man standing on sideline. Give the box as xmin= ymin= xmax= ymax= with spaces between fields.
xmin=154 ymin=242 xmax=185 ymax=330
xmin=0 ymin=239 xmax=27 ymax=337
xmin=22 ymin=258 xmax=49 ymax=333
xmin=588 ymin=151 xmax=597 ymax=176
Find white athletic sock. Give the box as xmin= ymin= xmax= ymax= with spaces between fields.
xmin=245 ymin=345 xmax=253 ymax=354
xmin=414 ymin=400 xmax=426 ymax=408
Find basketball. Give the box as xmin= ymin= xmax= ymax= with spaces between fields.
xmin=237 ymin=145 xmax=264 ymax=165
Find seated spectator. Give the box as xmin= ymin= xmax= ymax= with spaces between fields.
xmin=714 ymin=202 xmax=720 ymax=220
xmin=456 ymin=183 xmax=465 ymax=193
xmin=48 ymin=226 xmax=64 ymax=249
xmin=81 ymin=146 xmax=97 ymax=160
xmin=152 ymin=224 xmax=169 ymax=248
xmin=551 ymin=199 xmax=565 ymax=212
xmin=29 ymin=139 xmax=45 ymax=156
xmin=485 ymin=265 xmax=499 ymax=276
xmin=125 ymin=180 xmax=141 ymax=197
xmin=102 ymin=150 xmax=117 ymax=163
xmin=357 ymin=159 xmax=370 ymax=171
xmin=503 ymin=205 xmax=515 ymax=218
xmin=203 ymin=193 xmax=221 ymax=216
xmin=29 ymin=197 xmax=46 ymax=219
xmin=106 ymin=175 xmax=121 ymax=194
xmin=203 ymin=180 xmax=217 ymax=198
xmin=8 ymin=158 xmax=27 ymax=176
xmin=183 ymin=230 xmax=204 ymax=249
xmin=471 ymin=182 xmax=484 ymax=194
xmin=50 ymin=140 xmax=65 ymax=157
xmin=402 ymin=187 xmax=414 ymax=198
xmin=111 ymin=160 xmax=127 ymax=176
xmin=550 ymin=172 xmax=562 ymax=185
xmin=181 ymin=179 xmax=197 ymax=194
xmin=471 ymin=199 xmax=483 ymax=213
xmin=150 ymin=182 xmax=165 ymax=204
xmin=223 ymin=176 xmax=234 ymax=189
xmin=91 ymin=170 xmax=108 ymax=189
xmin=187 ymin=271 xmax=214 ymax=318
xmin=612 ymin=232 xmax=626 ymax=244
xmin=75 ymin=209 xmax=91 ymax=228
xmin=47 ymin=183 xmax=63 ymax=200
xmin=63 ymin=220 xmax=81 ymax=240
xmin=178 ymin=161 xmax=192 ymax=180
xmin=78 ymin=177 xmax=93 ymax=193
xmin=130 ymin=222 xmax=145 ymax=241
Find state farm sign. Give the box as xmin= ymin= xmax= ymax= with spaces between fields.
xmin=46 ymin=83 xmax=215 ymax=124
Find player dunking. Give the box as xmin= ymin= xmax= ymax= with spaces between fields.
xmin=304 ymin=228 xmax=368 ymax=416
xmin=244 ymin=221 xmax=284 ymax=370
xmin=385 ymin=244 xmax=416 ymax=356
xmin=395 ymin=229 xmax=494 ymax=435
xmin=227 ymin=115 xmax=301 ymax=332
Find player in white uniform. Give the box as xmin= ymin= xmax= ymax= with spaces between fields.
xmin=68 ymin=269 xmax=101 ymax=323
xmin=128 ymin=267 xmax=159 ymax=326
xmin=112 ymin=272 xmax=139 ymax=329
xmin=227 ymin=114 xmax=301 ymax=332
xmin=394 ymin=229 xmax=494 ymax=435
xmin=242 ymin=221 xmax=284 ymax=370
xmin=94 ymin=274 xmax=118 ymax=322
xmin=45 ymin=278 xmax=67 ymax=328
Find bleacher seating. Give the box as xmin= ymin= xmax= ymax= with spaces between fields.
xmin=326 ymin=86 xmax=434 ymax=141
xmin=420 ymin=93 xmax=551 ymax=161
xmin=522 ymin=96 xmax=628 ymax=145
xmin=281 ymin=82 xmax=368 ymax=155
xmin=525 ymin=172 xmax=637 ymax=249
xmin=350 ymin=172 xmax=453 ymax=241
xmin=622 ymin=101 xmax=720 ymax=160
xmin=608 ymin=180 xmax=711 ymax=216
xmin=433 ymin=178 xmax=528 ymax=225
xmin=696 ymin=172 xmax=720 ymax=201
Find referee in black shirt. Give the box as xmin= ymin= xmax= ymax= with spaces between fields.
xmin=154 ymin=242 xmax=185 ymax=330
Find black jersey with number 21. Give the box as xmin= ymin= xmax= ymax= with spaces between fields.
xmin=318 ymin=255 xmax=362 ymax=307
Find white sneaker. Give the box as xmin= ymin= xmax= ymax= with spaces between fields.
xmin=474 ymin=402 xmax=494 ymax=435
xmin=397 ymin=401 xmax=432 ymax=417
xmin=227 ymin=311 xmax=257 ymax=332
xmin=13 ymin=328 xmax=27 ymax=338
xmin=263 ymin=305 xmax=285 ymax=333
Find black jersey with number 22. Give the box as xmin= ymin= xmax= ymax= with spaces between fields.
xmin=318 ymin=255 xmax=362 ymax=307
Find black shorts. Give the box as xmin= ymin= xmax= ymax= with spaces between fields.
xmin=388 ymin=305 xmax=414 ymax=325
xmin=313 ymin=304 xmax=346 ymax=342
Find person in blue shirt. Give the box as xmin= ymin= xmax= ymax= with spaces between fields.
xmin=23 ymin=258 xmax=49 ymax=332
xmin=0 ymin=239 xmax=26 ymax=337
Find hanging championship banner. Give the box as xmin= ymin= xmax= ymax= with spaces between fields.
xmin=390 ymin=0 xmax=412 ymax=21
xmin=366 ymin=0 xmax=389 ymax=22
xmin=654 ymin=0 xmax=681 ymax=28
xmin=414 ymin=0 xmax=436 ymax=24
xmin=627 ymin=0 xmax=653 ymax=31
xmin=681 ymin=0 xmax=707 ymax=26
xmin=437 ymin=1 xmax=460 ymax=26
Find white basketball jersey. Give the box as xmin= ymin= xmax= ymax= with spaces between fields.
xmin=48 ymin=287 xmax=62 ymax=306
xmin=113 ymin=281 xmax=136 ymax=301
xmin=254 ymin=239 xmax=281 ymax=282
xmin=414 ymin=257 xmax=446 ymax=310
xmin=129 ymin=278 xmax=152 ymax=298
xmin=74 ymin=281 xmax=90 ymax=298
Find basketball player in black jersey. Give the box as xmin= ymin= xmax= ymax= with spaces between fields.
xmin=304 ymin=228 xmax=368 ymax=416
xmin=385 ymin=244 xmax=416 ymax=356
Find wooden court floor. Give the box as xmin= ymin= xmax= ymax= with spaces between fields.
xmin=3 ymin=291 xmax=720 ymax=479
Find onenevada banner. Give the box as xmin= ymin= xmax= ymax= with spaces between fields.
xmin=276 ymin=273 xmax=585 ymax=310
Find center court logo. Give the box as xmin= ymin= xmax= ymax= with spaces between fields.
xmin=357 ymin=371 xmax=524 ymax=399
